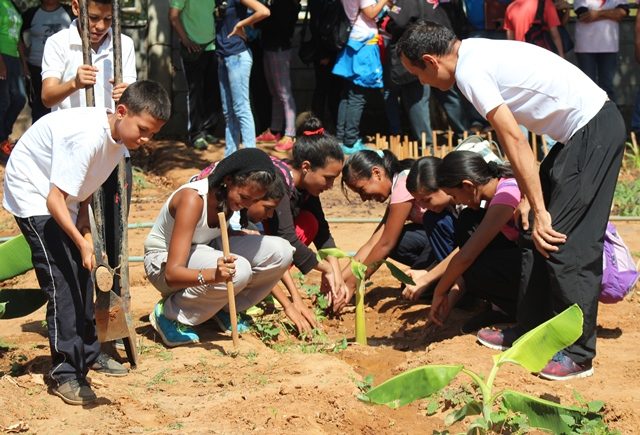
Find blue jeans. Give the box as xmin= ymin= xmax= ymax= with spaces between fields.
xmin=576 ymin=52 xmax=618 ymax=104
xmin=0 ymin=54 xmax=26 ymax=142
xmin=218 ymin=50 xmax=256 ymax=156
xmin=385 ymin=82 xmax=469 ymax=147
xmin=336 ymin=81 xmax=378 ymax=147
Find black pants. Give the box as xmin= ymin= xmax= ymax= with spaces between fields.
xmin=311 ymin=59 xmax=342 ymax=132
xmin=517 ymin=101 xmax=625 ymax=364
xmin=455 ymin=208 xmax=520 ymax=317
xmin=16 ymin=216 xmax=101 ymax=385
xmin=182 ymin=50 xmax=221 ymax=141
xmin=27 ymin=63 xmax=49 ymax=124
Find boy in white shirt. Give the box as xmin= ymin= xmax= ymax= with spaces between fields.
xmin=2 ymin=80 xmax=170 ymax=406
xmin=40 ymin=0 xmax=136 ymax=111
xmin=397 ymin=21 xmax=625 ymax=381
xmin=39 ymin=0 xmax=137 ymax=306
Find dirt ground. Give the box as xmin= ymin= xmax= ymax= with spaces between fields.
xmin=1 ymin=138 xmax=639 ymax=434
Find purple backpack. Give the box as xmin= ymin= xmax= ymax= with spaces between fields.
xmin=600 ymin=222 xmax=639 ymax=304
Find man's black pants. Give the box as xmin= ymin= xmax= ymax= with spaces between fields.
xmin=517 ymin=101 xmax=625 ymax=364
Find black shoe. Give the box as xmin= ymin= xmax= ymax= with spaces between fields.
xmin=461 ymin=309 xmax=515 ymax=334
xmin=52 ymin=378 xmax=97 ymax=405
xmin=91 ymin=352 xmax=129 ymax=377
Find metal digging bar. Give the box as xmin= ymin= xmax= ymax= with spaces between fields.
xmin=80 ymin=0 xmax=138 ymax=368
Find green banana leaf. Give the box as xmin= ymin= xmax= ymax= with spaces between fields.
xmin=0 ymin=234 xmax=33 ymax=281
xmin=494 ymin=304 xmax=582 ymax=372
xmin=359 ymin=364 xmax=463 ymax=408
xmin=0 ymin=289 xmax=48 ymax=319
xmin=316 ymin=248 xmax=350 ymax=261
xmin=501 ymin=389 xmax=599 ymax=434
xmin=444 ymin=400 xmax=482 ymax=426
xmin=351 ymin=261 xmax=367 ymax=281
xmin=383 ymin=261 xmax=416 ymax=286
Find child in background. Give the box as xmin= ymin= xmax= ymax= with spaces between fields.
xmin=264 ymin=115 xmax=349 ymax=310
xmin=144 ymin=149 xmax=294 ymax=347
xmin=422 ymin=151 xmax=521 ymax=333
xmin=337 ymin=149 xmax=438 ymax=312
xmin=401 ymin=156 xmax=458 ymax=301
xmin=2 ymin=80 xmax=170 ymax=406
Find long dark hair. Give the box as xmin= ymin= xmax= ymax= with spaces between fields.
xmin=407 ymin=156 xmax=442 ymax=193
xmin=292 ymin=114 xmax=343 ymax=170
xmin=436 ymin=151 xmax=513 ymax=188
xmin=341 ymin=149 xmax=413 ymax=196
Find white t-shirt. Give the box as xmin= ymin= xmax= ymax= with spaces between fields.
xmin=456 ymin=39 xmax=607 ymax=144
xmin=573 ymin=0 xmax=627 ymax=53
xmin=341 ymin=0 xmax=378 ymax=41
xmin=3 ymin=107 xmax=126 ymax=222
xmin=144 ymin=179 xmax=223 ymax=253
xmin=41 ymin=20 xmax=137 ymax=111
xmin=24 ymin=6 xmax=72 ymax=66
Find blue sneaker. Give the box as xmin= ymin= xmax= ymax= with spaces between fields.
xmin=214 ymin=310 xmax=252 ymax=334
xmin=340 ymin=139 xmax=371 ymax=155
xmin=149 ymin=300 xmax=199 ymax=347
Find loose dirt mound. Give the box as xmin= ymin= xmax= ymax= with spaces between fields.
xmin=1 ymin=140 xmax=639 ymax=434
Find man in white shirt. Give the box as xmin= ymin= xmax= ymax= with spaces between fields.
xmin=397 ymin=20 xmax=625 ymax=381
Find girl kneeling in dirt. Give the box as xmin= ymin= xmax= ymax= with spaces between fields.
xmin=262 ymin=115 xmax=350 ymax=312
xmin=401 ymin=156 xmax=460 ymax=301
xmin=336 ymin=150 xmax=456 ymax=312
xmin=143 ymin=148 xmax=294 ymax=347
xmin=411 ymin=151 xmax=521 ymax=333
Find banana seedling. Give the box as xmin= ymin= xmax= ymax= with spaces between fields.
xmin=317 ymin=248 xmax=415 ymax=345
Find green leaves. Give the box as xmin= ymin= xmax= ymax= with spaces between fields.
xmin=351 ymin=261 xmax=367 ymax=281
xmin=494 ymin=304 xmax=583 ymax=372
xmin=0 ymin=301 xmax=6 ymax=319
xmin=316 ymin=248 xmax=350 ymax=261
xmin=383 ymin=261 xmax=416 ymax=285
xmin=501 ymin=390 xmax=599 ymax=434
xmin=359 ymin=365 xmax=463 ymax=408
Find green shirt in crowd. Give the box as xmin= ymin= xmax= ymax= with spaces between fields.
xmin=169 ymin=0 xmax=216 ymax=51
xmin=0 ymin=0 xmax=23 ymax=57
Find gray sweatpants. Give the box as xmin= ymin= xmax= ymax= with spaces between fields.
xmin=144 ymin=234 xmax=294 ymax=326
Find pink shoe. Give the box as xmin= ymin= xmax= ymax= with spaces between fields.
xmin=275 ymin=136 xmax=295 ymax=152
xmin=256 ymin=130 xmax=281 ymax=143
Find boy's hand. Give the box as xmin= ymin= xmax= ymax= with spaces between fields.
xmin=74 ymin=65 xmax=98 ymax=89
xmin=111 ymin=81 xmax=129 ymax=103
xmin=284 ymin=303 xmax=316 ymax=336
xmin=80 ymin=238 xmax=96 ymax=271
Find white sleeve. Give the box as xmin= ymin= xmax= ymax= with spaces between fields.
xmin=49 ymin=134 xmax=99 ymax=197
xmin=457 ymin=68 xmax=504 ymax=118
xmin=41 ymin=32 xmax=66 ymax=80
xmin=122 ymin=35 xmax=137 ymax=84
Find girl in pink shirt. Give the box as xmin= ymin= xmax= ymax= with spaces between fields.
xmin=416 ymin=151 xmax=522 ymax=333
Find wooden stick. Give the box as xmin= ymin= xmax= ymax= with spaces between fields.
xmin=421 ymin=132 xmax=427 ymax=156
xmin=217 ymin=212 xmax=239 ymax=348
xmin=78 ymin=0 xmax=94 ymax=107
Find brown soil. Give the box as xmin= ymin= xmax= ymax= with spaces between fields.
xmin=1 ymin=140 xmax=639 ymax=434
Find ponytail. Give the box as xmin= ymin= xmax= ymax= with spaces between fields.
xmin=341 ymin=149 xmax=413 ymax=195
xmin=436 ymin=151 xmax=513 ymax=188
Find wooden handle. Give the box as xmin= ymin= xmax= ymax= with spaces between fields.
xmin=217 ymin=212 xmax=239 ymax=348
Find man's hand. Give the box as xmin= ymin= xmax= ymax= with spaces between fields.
xmin=182 ymin=38 xmax=201 ymax=53
xmin=532 ymin=210 xmax=566 ymax=257
xmin=515 ymin=196 xmax=531 ymax=231
xmin=74 ymin=64 xmax=98 ymax=89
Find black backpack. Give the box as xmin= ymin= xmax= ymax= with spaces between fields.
xmin=309 ymin=0 xmax=354 ymax=53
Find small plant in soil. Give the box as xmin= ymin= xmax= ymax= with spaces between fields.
xmin=317 ymin=248 xmax=415 ymax=345
xmin=359 ymin=305 xmax=616 ymax=434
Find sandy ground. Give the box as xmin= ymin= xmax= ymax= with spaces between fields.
xmin=1 ymin=139 xmax=639 ymax=434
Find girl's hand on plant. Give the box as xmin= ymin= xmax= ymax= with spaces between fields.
xmin=284 ymin=304 xmax=315 ymax=336
xmin=214 ymin=255 xmax=237 ymax=282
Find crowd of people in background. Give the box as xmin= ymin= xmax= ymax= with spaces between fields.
xmin=0 ymin=0 xmax=637 ymax=407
